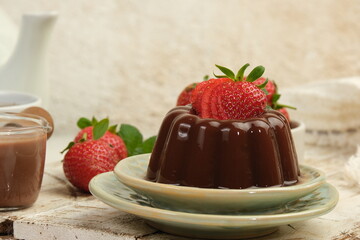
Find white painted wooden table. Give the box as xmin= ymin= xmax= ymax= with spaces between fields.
xmin=1 ymin=134 xmax=360 ymax=240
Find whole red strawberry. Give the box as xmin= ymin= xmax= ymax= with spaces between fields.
xmin=191 ymin=64 xmax=268 ymax=120
xmin=176 ymin=83 xmax=197 ymax=106
xmin=278 ymin=108 xmax=290 ymax=120
xmin=62 ymin=118 xmax=124 ymax=192
xmin=63 ymin=140 xmax=119 ymax=192
xmin=75 ymin=126 xmax=127 ymax=160
xmin=62 ymin=117 xmax=157 ymax=192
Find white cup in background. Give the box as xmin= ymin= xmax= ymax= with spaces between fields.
xmin=290 ymin=120 xmax=306 ymax=163
xmin=0 ymin=91 xmax=42 ymax=113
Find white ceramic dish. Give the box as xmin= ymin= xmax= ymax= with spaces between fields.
xmin=0 ymin=90 xmax=41 ymax=112
xmin=291 ymin=120 xmax=306 ymax=163
xmin=90 ymin=172 xmax=338 ymax=239
xmin=114 ymin=154 xmax=325 ymax=213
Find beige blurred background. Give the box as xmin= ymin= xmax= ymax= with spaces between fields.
xmin=0 ymin=0 xmax=359 ymax=137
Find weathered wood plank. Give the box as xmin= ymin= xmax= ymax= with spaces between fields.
xmin=0 ymin=160 xmax=91 ymax=236
xmin=2 ymin=138 xmax=360 ymax=240
xmin=13 ymin=200 xmax=157 ymax=240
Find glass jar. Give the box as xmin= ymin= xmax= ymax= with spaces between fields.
xmin=0 ymin=112 xmax=51 ymax=211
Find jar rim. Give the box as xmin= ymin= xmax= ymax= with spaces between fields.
xmin=0 ymin=112 xmax=52 ymax=135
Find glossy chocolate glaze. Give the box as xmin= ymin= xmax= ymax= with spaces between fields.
xmin=146 ymin=105 xmax=299 ymax=189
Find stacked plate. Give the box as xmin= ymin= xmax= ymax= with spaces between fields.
xmin=89 ymin=153 xmax=338 ymax=239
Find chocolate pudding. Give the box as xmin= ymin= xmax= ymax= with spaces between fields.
xmin=0 ymin=113 xmax=50 ymax=210
xmin=147 ymin=105 xmax=300 ymax=189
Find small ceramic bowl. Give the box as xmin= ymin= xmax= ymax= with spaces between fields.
xmin=114 ymin=154 xmax=325 ymax=214
xmin=290 ymin=120 xmax=306 ymax=163
xmin=0 ymin=91 xmax=41 ymax=113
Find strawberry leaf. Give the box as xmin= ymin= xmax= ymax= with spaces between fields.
xmin=215 ymin=64 xmax=235 ymax=79
xmin=256 ymin=78 xmax=269 ymax=89
xmin=142 ymin=136 xmax=157 ymax=153
xmin=235 ymin=63 xmax=250 ymax=81
xmin=132 ymin=146 xmax=144 ymax=156
xmin=108 ymin=124 xmax=118 ymax=134
xmin=272 ymin=93 xmax=281 ymax=103
xmin=261 ymin=88 xmax=269 ymax=95
xmin=203 ymin=75 xmax=209 ymax=81
xmin=246 ymin=66 xmax=265 ymax=82
xmin=60 ymin=141 xmax=75 ymax=154
xmin=93 ymin=118 xmax=109 ymax=140
xmin=118 ymin=124 xmax=143 ymax=156
xmin=274 ymin=103 xmax=297 ymax=110
xmin=130 ymin=136 xmax=157 ymax=156
xmin=271 ymin=92 xmax=297 ymax=110
xmin=77 ymin=117 xmax=92 ymax=129
xmin=91 ymin=117 xmax=98 ymax=126
xmin=213 ymin=72 xmax=227 ymax=78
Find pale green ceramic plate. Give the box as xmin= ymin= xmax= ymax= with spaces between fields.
xmin=114 ymin=154 xmax=326 ymax=213
xmin=89 ymin=172 xmax=338 ymax=239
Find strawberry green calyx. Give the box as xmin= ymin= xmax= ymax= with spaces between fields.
xmin=203 ymin=75 xmax=210 ymax=81
xmin=117 ymin=124 xmax=157 ymax=156
xmin=185 ymin=83 xmax=197 ymax=92
xmin=235 ymin=63 xmax=250 ymax=81
xmin=214 ymin=63 xmax=267 ymax=93
xmin=62 ymin=116 xmax=157 ymax=157
xmin=214 ymin=65 xmax=235 ymax=79
xmin=246 ymin=65 xmax=265 ymax=83
xmin=77 ymin=116 xmax=98 ymax=129
xmin=61 ymin=142 xmax=75 ymax=154
xmin=93 ymin=119 xmax=110 ymax=140
xmin=78 ymin=117 xmax=157 ymax=156
xmin=271 ymin=93 xmax=297 ymax=111
xmin=61 ymin=117 xmax=114 ymax=154
xmin=77 ymin=117 xmax=117 ymax=136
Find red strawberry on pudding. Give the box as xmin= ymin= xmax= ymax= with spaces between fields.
xmin=191 ymin=64 xmax=268 ymax=120
xmin=176 ymin=67 xmax=294 ymax=121
xmin=176 ymin=83 xmax=197 ymax=106
xmin=195 ymin=78 xmax=231 ymax=118
xmin=253 ymin=77 xmax=295 ymax=121
xmin=147 ymin=63 xmax=300 ymax=189
xmin=176 ymin=76 xmax=210 ymax=106
xmin=278 ymin=108 xmax=290 ymax=121
xmin=253 ymin=77 xmax=276 ymax=105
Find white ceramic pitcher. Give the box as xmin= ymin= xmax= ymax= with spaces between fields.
xmin=0 ymin=12 xmax=58 ymax=107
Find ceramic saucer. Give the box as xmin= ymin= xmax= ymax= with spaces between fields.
xmin=89 ymin=172 xmax=338 ymax=239
xmin=113 ymin=154 xmax=326 ymax=213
